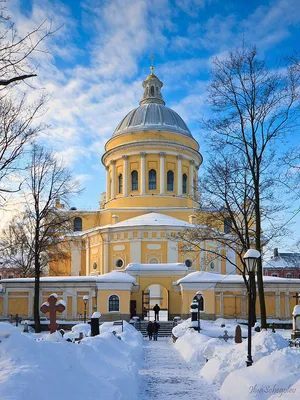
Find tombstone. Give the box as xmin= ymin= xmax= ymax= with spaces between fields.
xmin=235 ymin=325 xmax=242 ymax=343
xmin=90 ymin=311 xmax=101 ymax=336
xmin=292 ymin=305 xmax=300 ymax=339
xmin=23 ymin=321 xmax=29 ymax=333
xmin=40 ymin=293 xmax=66 ymax=334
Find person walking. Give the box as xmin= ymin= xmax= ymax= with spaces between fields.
xmin=147 ymin=321 xmax=153 ymax=340
xmin=153 ymin=304 xmax=160 ymax=321
xmin=153 ymin=321 xmax=160 ymax=341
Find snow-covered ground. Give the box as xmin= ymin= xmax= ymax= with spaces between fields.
xmin=0 ymin=321 xmax=143 ymax=400
xmin=173 ymin=319 xmax=300 ymax=399
xmin=138 ymin=337 xmax=218 ymax=399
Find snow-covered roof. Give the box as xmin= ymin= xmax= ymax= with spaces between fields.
xmin=112 ymin=212 xmax=193 ymax=228
xmin=67 ymin=212 xmax=194 ymax=238
xmin=96 ymin=271 xmax=137 ymax=283
xmin=263 ymin=252 xmax=300 ymax=269
xmin=0 ymin=271 xmax=137 ymax=285
xmin=176 ymin=270 xmax=300 ymax=285
xmin=126 ymin=263 xmax=188 ymax=272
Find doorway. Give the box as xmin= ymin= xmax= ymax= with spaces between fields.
xmin=143 ymin=284 xmax=169 ymax=321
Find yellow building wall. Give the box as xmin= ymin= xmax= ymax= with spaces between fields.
xmin=97 ymin=290 xmax=131 ymax=315
xmin=8 ymin=297 xmax=28 ymax=316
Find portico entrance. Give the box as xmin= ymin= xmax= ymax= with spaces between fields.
xmin=126 ymin=262 xmax=189 ymax=321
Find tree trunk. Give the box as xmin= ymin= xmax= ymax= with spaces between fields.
xmin=33 ymin=224 xmax=41 ymax=333
xmin=254 ymin=187 xmax=267 ymax=329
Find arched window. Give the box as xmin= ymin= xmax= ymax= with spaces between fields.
xmin=224 ymin=217 xmax=232 ymax=234
xmin=167 ymin=170 xmax=174 ymax=191
xmin=149 ymin=257 xmax=159 ymax=264
xmin=286 ymin=273 xmax=292 ymax=278
xmin=182 ymin=174 xmax=188 ymax=194
xmin=73 ymin=217 xmax=82 ymax=232
xmin=149 ymin=169 xmax=157 ymax=190
xmin=150 ymin=85 xmax=155 ymax=96
xmin=131 ymin=170 xmax=138 ymax=191
xmin=118 ymin=174 xmax=123 ymax=194
xmin=108 ymin=295 xmax=120 ymax=312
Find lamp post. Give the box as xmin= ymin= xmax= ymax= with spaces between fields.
xmin=195 ymin=291 xmax=203 ymax=333
xmin=83 ymin=295 xmax=89 ymax=323
xmin=243 ymin=249 xmax=260 ymax=367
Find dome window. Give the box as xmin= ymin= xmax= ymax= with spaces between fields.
xmin=167 ymin=170 xmax=174 ymax=191
xmin=92 ymin=262 xmax=97 ymax=270
xmin=149 ymin=169 xmax=157 ymax=190
xmin=182 ymin=174 xmax=188 ymax=194
xmin=118 ymin=174 xmax=123 ymax=194
xmin=73 ymin=217 xmax=82 ymax=232
xmin=224 ymin=217 xmax=232 ymax=234
xmin=115 ymin=259 xmax=124 ymax=268
xmin=131 ymin=170 xmax=138 ymax=191
xmin=185 ymin=259 xmax=193 ymax=268
xmin=150 ymin=85 xmax=155 ymax=96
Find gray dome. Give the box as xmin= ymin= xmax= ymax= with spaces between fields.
xmin=113 ymin=103 xmax=193 ymax=138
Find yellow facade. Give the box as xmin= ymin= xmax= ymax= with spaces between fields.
xmin=1 ymin=69 xmax=299 ymax=323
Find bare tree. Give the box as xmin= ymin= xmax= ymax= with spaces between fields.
xmin=0 ymin=4 xmax=54 ymax=89
xmin=0 ymin=6 xmax=56 ymax=203
xmin=22 ymin=145 xmax=81 ymax=332
xmin=193 ymin=45 xmax=300 ymax=328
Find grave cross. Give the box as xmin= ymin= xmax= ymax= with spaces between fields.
xmin=218 ymin=329 xmax=234 ymax=342
xmin=293 ymin=293 xmax=299 ymax=306
xmin=40 ymin=293 xmax=65 ymax=334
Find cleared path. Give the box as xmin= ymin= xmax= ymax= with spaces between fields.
xmin=138 ymin=338 xmax=219 ymax=399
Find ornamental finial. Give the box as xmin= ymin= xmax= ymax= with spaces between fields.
xmin=149 ymin=55 xmax=155 ymax=75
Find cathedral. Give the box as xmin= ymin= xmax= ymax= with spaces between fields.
xmin=0 ymin=68 xmax=299 ymax=322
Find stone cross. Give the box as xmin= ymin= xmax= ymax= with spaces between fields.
xmin=293 ymin=293 xmax=299 ymax=306
xmin=40 ymin=293 xmax=66 ymax=334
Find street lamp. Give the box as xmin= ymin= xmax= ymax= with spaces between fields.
xmin=243 ymin=249 xmax=260 ymax=367
xmin=83 ymin=295 xmax=89 ymax=323
xmin=195 ymin=291 xmax=203 ymax=333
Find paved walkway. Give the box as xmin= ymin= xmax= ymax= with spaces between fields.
xmin=138 ymin=338 xmax=219 ymax=399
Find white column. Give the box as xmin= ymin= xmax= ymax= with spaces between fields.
xmin=140 ymin=152 xmax=146 ymax=195
xmin=104 ymin=236 xmax=109 ymax=274
xmin=285 ymin=292 xmax=290 ymax=317
xmin=85 ymin=238 xmax=90 ymax=276
xmin=122 ymin=155 xmax=128 ymax=196
xmin=159 ymin=152 xmax=165 ymax=194
xmin=189 ymin=160 xmax=194 ymax=196
xmin=220 ymin=293 xmax=224 ymax=317
xmin=276 ymin=291 xmax=281 ymax=318
xmin=111 ymin=160 xmax=116 ymax=199
xmin=177 ymin=155 xmax=182 ymax=196
xmin=106 ymin=166 xmax=110 ymax=200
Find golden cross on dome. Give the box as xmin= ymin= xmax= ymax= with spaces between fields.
xmin=149 ymin=55 xmax=155 ymax=74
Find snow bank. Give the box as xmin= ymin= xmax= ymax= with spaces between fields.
xmin=220 ymin=347 xmax=300 ymax=400
xmin=172 ymin=317 xmax=249 ymax=339
xmin=200 ymin=331 xmax=289 ymax=386
xmin=174 ymin=325 xmax=231 ymax=364
xmin=0 ymin=322 xmax=142 ymax=400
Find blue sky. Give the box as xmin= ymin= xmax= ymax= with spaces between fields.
xmin=9 ymin=0 xmax=300 ymax=248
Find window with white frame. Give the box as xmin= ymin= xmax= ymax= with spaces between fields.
xmin=108 ymin=295 xmax=120 ymax=312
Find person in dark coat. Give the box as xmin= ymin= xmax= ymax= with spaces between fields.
xmin=153 ymin=304 xmax=161 ymax=321
xmin=147 ymin=321 xmax=153 ymax=340
xmin=152 ymin=321 xmax=160 ymax=341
